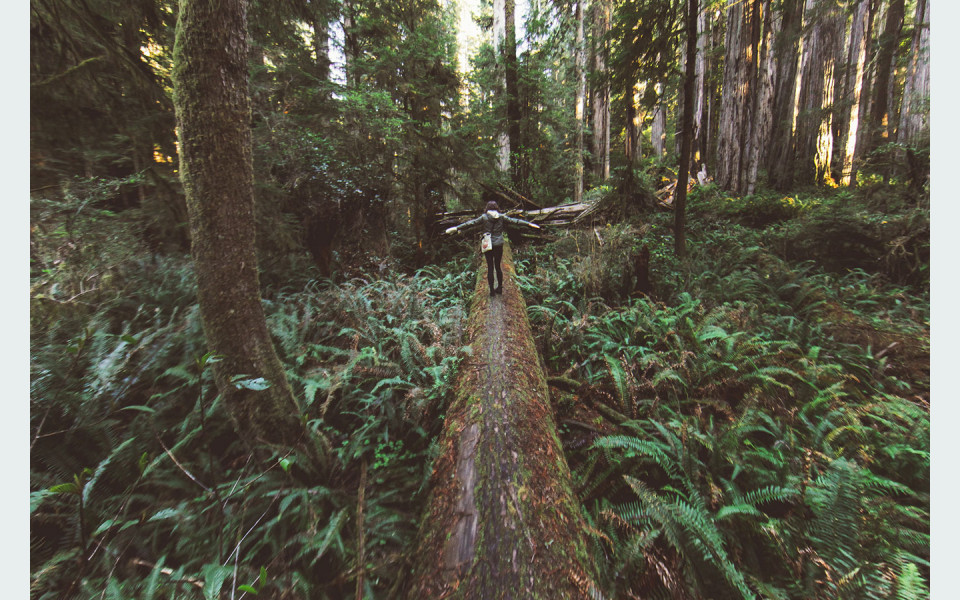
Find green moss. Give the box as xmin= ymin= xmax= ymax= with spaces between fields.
xmin=407 ymin=242 xmax=597 ymax=599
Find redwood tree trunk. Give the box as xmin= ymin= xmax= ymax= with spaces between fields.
xmin=591 ymin=0 xmax=611 ymax=181
xmin=716 ymin=0 xmax=758 ymax=193
xmin=745 ymin=0 xmax=775 ymax=195
xmin=867 ymin=0 xmax=905 ymax=153
xmin=342 ymin=0 xmax=360 ymax=87
xmin=898 ymin=0 xmax=929 ymax=145
xmin=676 ymin=0 xmax=698 ymax=259
xmin=793 ymin=0 xmax=844 ymax=185
xmin=766 ymin=0 xmax=805 ymax=190
xmin=651 ymin=95 xmax=666 ymax=159
xmin=693 ymin=5 xmax=712 ymax=172
xmin=838 ymin=0 xmax=873 ymax=185
xmin=574 ymin=0 xmax=586 ymax=203
xmin=172 ymin=0 xmax=302 ymax=446
xmin=504 ymin=0 xmax=522 ymax=187
xmin=494 ymin=0 xmax=510 ymax=173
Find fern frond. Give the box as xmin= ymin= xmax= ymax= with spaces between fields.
xmin=594 ymin=435 xmax=681 ymax=480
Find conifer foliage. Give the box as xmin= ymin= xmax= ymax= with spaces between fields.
xmin=31 ymin=0 xmax=928 ymax=597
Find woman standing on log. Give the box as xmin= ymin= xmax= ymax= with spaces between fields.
xmin=444 ymin=200 xmax=540 ymax=296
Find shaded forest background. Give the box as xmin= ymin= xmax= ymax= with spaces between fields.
xmin=25 ymin=0 xmax=942 ymax=598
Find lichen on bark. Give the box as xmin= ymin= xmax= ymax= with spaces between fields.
xmin=172 ymin=0 xmax=302 ymax=446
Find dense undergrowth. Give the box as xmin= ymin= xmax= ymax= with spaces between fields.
xmin=31 ymin=177 xmax=928 ymax=599
xmin=513 ymin=181 xmax=929 ymax=599
xmin=31 ymin=219 xmax=474 ymax=598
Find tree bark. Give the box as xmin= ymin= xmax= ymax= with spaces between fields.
xmin=505 ymin=0 xmax=522 ymax=187
xmin=494 ymin=0 xmax=511 ymax=173
xmin=652 ymin=92 xmax=666 ymax=159
xmin=574 ymin=0 xmax=587 ymax=203
xmin=312 ymin=12 xmax=330 ymax=85
xmin=828 ymin=4 xmax=850 ymax=183
xmin=793 ymin=0 xmax=844 ymax=185
xmin=342 ymin=0 xmax=360 ymax=87
xmin=676 ymin=0 xmax=698 ymax=259
xmin=838 ymin=0 xmax=873 ymax=185
xmin=716 ymin=0 xmax=758 ymax=193
xmin=625 ymin=84 xmax=639 ymax=167
xmin=407 ymin=243 xmax=596 ymax=599
xmin=591 ymin=0 xmax=611 ymax=181
xmin=172 ymin=0 xmax=302 ymax=446
xmin=693 ymin=4 xmax=711 ymax=171
xmin=867 ymin=0 xmax=905 ymax=153
xmin=898 ymin=0 xmax=929 ymax=145
xmin=766 ymin=0 xmax=805 ymax=189
xmin=745 ymin=0 xmax=775 ymax=195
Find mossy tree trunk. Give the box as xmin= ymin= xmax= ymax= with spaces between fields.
xmin=407 ymin=242 xmax=596 ymax=599
xmin=172 ymin=0 xmax=302 ymax=446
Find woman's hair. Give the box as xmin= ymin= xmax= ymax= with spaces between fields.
xmin=485 ymin=200 xmax=499 ymax=212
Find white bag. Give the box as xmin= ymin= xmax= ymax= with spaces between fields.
xmin=481 ymin=233 xmax=493 ymax=253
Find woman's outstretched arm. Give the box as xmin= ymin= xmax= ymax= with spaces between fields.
xmin=444 ymin=214 xmax=485 ymax=235
xmin=504 ymin=215 xmax=541 ymax=230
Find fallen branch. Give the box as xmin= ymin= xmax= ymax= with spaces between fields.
xmin=496 ymin=183 xmax=542 ymax=209
xmin=128 ymin=558 xmax=204 ymax=590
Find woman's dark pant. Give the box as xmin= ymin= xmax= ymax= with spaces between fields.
xmin=484 ymin=244 xmax=504 ymax=293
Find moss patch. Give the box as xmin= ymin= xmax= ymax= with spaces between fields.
xmin=406 ymin=243 xmax=598 ymax=599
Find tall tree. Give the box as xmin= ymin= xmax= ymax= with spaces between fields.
xmin=651 ymin=87 xmax=667 ymax=158
xmin=716 ymin=0 xmax=760 ymax=193
xmin=837 ymin=0 xmax=874 ymax=185
xmin=792 ymin=0 xmax=844 ymax=185
xmin=624 ymin=83 xmax=642 ymax=170
xmin=608 ymin=0 xmax=678 ymax=203
xmin=590 ymin=0 xmax=612 ymax=181
xmin=590 ymin=0 xmax=610 ymax=179
xmin=493 ymin=0 xmax=511 ymax=173
xmin=310 ymin=0 xmax=333 ymax=86
xmin=866 ymin=0 xmax=905 ymax=153
xmin=766 ymin=0 xmax=805 ymax=189
xmin=574 ymin=0 xmax=587 ymax=203
xmin=172 ymin=0 xmax=302 ymax=446
xmin=693 ymin=4 xmax=713 ymax=173
xmin=504 ymin=0 xmax=523 ymax=188
xmin=744 ymin=0 xmax=775 ymax=195
xmin=898 ymin=0 xmax=929 ymax=145
xmin=675 ymin=0 xmax=698 ymax=258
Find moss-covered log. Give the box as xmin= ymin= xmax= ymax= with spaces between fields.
xmin=407 ymin=242 xmax=597 ymax=599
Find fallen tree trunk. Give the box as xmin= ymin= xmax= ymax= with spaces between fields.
xmin=435 ymin=202 xmax=591 ymax=230
xmin=406 ymin=242 xmax=597 ymax=599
